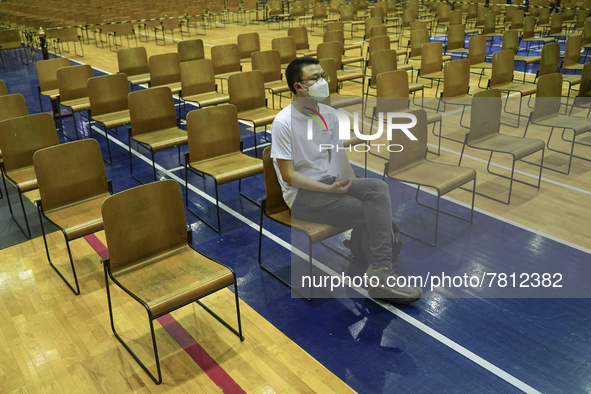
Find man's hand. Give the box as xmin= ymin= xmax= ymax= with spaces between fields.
xmin=327 ymin=175 xmax=352 ymax=194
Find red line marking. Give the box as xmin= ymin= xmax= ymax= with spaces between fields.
xmin=83 ymin=235 xmax=245 ymax=393
xmin=158 ymin=314 xmax=246 ymax=394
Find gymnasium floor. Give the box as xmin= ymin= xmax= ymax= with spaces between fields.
xmin=1 ymin=21 xmax=591 ymax=394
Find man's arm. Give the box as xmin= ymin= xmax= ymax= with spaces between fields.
xmin=276 ymin=158 xmax=352 ymax=194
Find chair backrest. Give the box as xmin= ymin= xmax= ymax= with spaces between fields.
xmin=288 ymin=26 xmax=309 ymax=51
xmin=476 ymin=7 xmax=487 ymax=27
xmin=318 ymin=58 xmax=339 ymax=94
xmin=549 ymin=12 xmax=563 ymax=35
xmin=531 ymin=73 xmax=562 ymax=120
xmin=522 ymin=15 xmax=536 ymax=39
xmin=574 ymin=63 xmax=591 ymax=108
xmin=446 ymin=24 xmax=466 ymax=51
xmin=466 ymin=89 xmax=502 ymax=145
xmin=178 ymin=39 xmax=205 ymax=63
xmin=117 ymin=46 xmax=149 ymax=77
xmin=482 ymin=12 xmax=497 ymax=35
xmin=501 ymin=29 xmax=519 ymax=54
xmin=211 ymin=43 xmax=241 ymax=74
xmin=369 ymin=49 xmax=398 ymax=88
xmin=468 ymin=34 xmax=487 ymax=65
xmin=420 ymin=42 xmax=443 ymax=75
xmin=251 ymin=50 xmax=282 ymax=83
xmin=449 ymin=9 xmax=463 ymax=25
xmin=510 ymin=9 xmax=524 ymax=30
xmin=0 ymin=113 xmax=59 ymax=173
xmin=87 ymin=74 xmax=130 ymax=117
xmin=370 ymin=6 xmax=385 ymax=20
xmin=367 ymin=35 xmax=390 ymax=65
xmin=437 ymin=3 xmax=451 ymax=22
xmin=34 ymin=139 xmax=108 ymax=212
xmin=490 ymin=49 xmax=515 ymax=86
xmin=538 ymin=7 xmax=550 ymax=25
xmin=365 ymin=16 xmax=382 ymax=37
xmin=409 ymin=21 xmax=427 ymax=32
xmin=237 ymin=32 xmax=261 ymax=60
xmin=313 ymin=4 xmax=327 ymax=19
xmin=410 ymin=29 xmax=429 ymax=58
xmin=376 ymin=70 xmax=409 ymax=113
xmin=538 ymin=42 xmax=560 ymax=78
xmin=317 ymin=41 xmax=343 ymax=69
xmin=262 ymin=146 xmax=289 ymax=216
xmin=36 ymin=57 xmax=71 ymax=94
xmin=323 ymin=30 xmax=344 ymax=46
xmin=102 ymin=180 xmax=188 ymax=274
xmin=149 ymin=52 xmax=181 ymax=87
xmin=180 ymin=59 xmax=218 ymax=96
xmin=228 ymin=70 xmax=267 ymax=112
xmin=128 ymin=86 xmax=177 ymax=137
xmin=271 ymin=36 xmax=297 ymax=65
xmin=386 ymin=109 xmax=426 ymax=175
xmin=326 ymin=21 xmax=344 ymax=32
xmin=0 ymin=80 xmax=7 ymax=96
xmin=583 ymin=20 xmax=591 ymax=46
xmin=563 ymin=34 xmax=582 ymax=68
xmin=186 ymin=104 xmax=241 ymax=163
xmin=56 ymin=64 xmax=93 ymax=102
xmin=442 ymin=59 xmax=470 ymax=98
xmin=339 ymin=4 xmax=355 ymax=21
xmin=0 ymin=94 xmax=28 ymax=122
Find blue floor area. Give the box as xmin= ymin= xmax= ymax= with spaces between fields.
xmin=2 ymin=46 xmax=591 ymax=393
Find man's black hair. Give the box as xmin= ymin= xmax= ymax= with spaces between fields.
xmin=285 ymin=56 xmax=320 ymax=95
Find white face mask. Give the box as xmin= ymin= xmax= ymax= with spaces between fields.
xmin=301 ymin=78 xmax=330 ymax=101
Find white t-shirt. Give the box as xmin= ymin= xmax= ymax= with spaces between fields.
xmin=270 ymin=103 xmax=341 ymax=208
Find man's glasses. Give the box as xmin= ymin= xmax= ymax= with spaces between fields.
xmin=299 ymin=74 xmax=331 ymax=84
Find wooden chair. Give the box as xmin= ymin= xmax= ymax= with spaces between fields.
xmin=0 ymin=29 xmax=28 ymax=68
xmin=560 ymin=34 xmax=584 ymax=73
xmin=521 ymin=15 xmax=554 ymax=55
xmin=271 ymin=36 xmax=297 ymax=68
xmin=487 ymin=50 xmax=537 ymax=128
xmin=34 ymin=139 xmax=112 ymax=295
xmin=416 ymin=42 xmax=445 ymax=95
xmin=316 ymin=41 xmax=364 ymax=88
xmin=0 ymin=113 xmax=59 ymax=238
xmin=185 ymin=105 xmax=263 ymax=232
xmin=0 ymin=80 xmax=7 ymax=96
xmin=383 ymin=109 xmax=476 ymax=245
xmin=438 ymin=58 xmax=471 ymax=131
xmin=569 ymin=62 xmax=591 ymax=115
xmin=501 ymin=29 xmax=541 ymax=81
xmin=459 ymin=89 xmax=545 ymax=204
xmin=148 ymin=52 xmax=182 ymax=94
xmin=318 ymin=58 xmax=363 ymax=109
xmin=445 ymin=24 xmax=469 ymax=58
xmin=117 ymin=46 xmax=151 ymax=90
xmin=36 ymin=57 xmax=71 ymax=113
xmin=0 ymin=93 xmax=29 ymax=200
xmin=237 ymin=32 xmax=260 ymax=61
xmin=179 ymin=59 xmax=230 ymax=112
xmin=251 ymin=50 xmax=291 ymax=109
xmin=46 ymin=27 xmax=84 ymax=57
xmin=101 ymin=179 xmax=244 ymax=384
xmin=258 ymin=146 xmax=353 ymax=299
xmin=128 ymin=87 xmax=188 ymax=184
xmin=288 ymin=26 xmax=315 ymax=56
xmin=177 ymin=38 xmax=205 ymax=63
xmin=468 ymin=34 xmax=493 ymax=89
xmin=523 ymin=73 xmax=591 ymax=175
xmin=56 ymin=64 xmax=94 ymax=141
xmin=228 ymin=70 xmax=279 ymax=157
xmin=87 ymin=74 xmax=131 ymax=164
xmin=211 ymin=43 xmax=242 ymax=92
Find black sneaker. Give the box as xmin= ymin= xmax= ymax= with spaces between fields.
xmin=366 ymin=265 xmax=423 ymax=304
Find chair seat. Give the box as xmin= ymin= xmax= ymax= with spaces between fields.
xmin=465 ymin=28 xmax=479 ymax=35
xmin=441 ymin=95 xmax=472 ymax=106
xmin=470 ymin=61 xmax=492 ymax=70
xmin=489 ymin=82 xmax=536 ymax=96
xmin=330 ymin=95 xmax=363 ymax=108
xmin=44 ymin=192 xmax=111 ymax=240
xmin=237 ymin=108 xmax=278 ymax=126
xmin=447 ymin=48 xmax=469 ymax=54
xmin=514 ymin=55 xmax=541 ymax=64
xmin=530 ymin=113 xmax=591 ymax=135
xmin=111 ymin=245 xmax=235 ymax=317
xmin=409 ymin=82 xmax=424 ymax=92
xmin=127 ymin=73 xmax=151 ymax=85
xmin=5 ymin=165 xmax=37 ymax=192
xmin=133 ymin=127 xmax=188 ymax=151
xmin=183 ymin=91 xmax=230 ymax=107
xmin=269 ymin=209 xmax=351 ymax=243
xmin=215 ymin=71 xmax=242 ymax=80
xmin=562 ymin=63 xmax=584 ymax=71
xmin=562 ymin=74 xmax=581 ymax=85
xmin=264 ymin=80 xmax=291 ymax=94
xmin=40 ymin=89 xmax=60 ymax=100
xmin=419 ymin=71 xmax=443 ymax=80
xmin=93 ymin=110 xmax=131 ymax=129
xmin=469 ymin=134 xmax=545 ymax=160
xmin=155 ymin=82 xmax=182 ymax=94
xmin=523 ymin=36 xmax=555 ymax=43
xmin=342 ymin=56 xmax=364 ymax=65
xmin=337 ymin=69 xmax=364 ymax=81
xmin=390 ymin=161 xmax=476 ymax=195
xmin=189 ymin=152 xmax=263 ymax=184
xmin=301 ymin=50 xmax=318 ymax=57
xmin=60 ymin=97 xmax=91 ymax=111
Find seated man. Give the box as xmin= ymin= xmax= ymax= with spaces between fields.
xmin=270 ymin=56 xmax=422 ymax=303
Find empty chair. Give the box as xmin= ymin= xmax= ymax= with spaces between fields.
xmin=523 ymin=73 xmax=591 ymax=175
xmin=316 ymin=41 xmax=365 ymax=87
xmin=0 ymin=93 xmax=29 ymax=200
xmin=228 ymin=70 xmax=279 ymax=156
xmin=272 ymin=36 xmax=297 ymax=67
xmin=56 ymin=64 xmax=94 ymax=140
xmin=46 ymin=27 xmax=85 ymax=57
xmin=117 ymin=46 xmax=151 ymax=90
xmin=364 ymin=49 xmax=422 ymax=104
xmin=383 ymin=109 xmax=476 ymax=246
xmin=501 ymin=29 xmax=541 ymax=81
xmin=468 ymin=34 xmax=493 ymax=89
xmin=87 ymin=74 xmax=131 ymax=164
xmin=211 ymin=43 xmax=243 ymax=91
xmin=416 ymin=42 xmax=445 ymax=95
xmin=179 ymin=59 xmax=230 ymax=111
xmin=36 ymin=57 xmax=71 ymax=113
xmin=34 ymin=139 xmax=112 ymax=295
xmin=459 ymin=89 xmax=545 ymax=204
xmin=438 ymin=58 xmax=472 ymax=131
xmin=288 ymin=26 xmax=315 ymax=56
xmin=185 ymin=105 xmax=263 ymax=232
xmin=237 ymin=32 xmax=261 ymax=60
xmin=521 ymin=15 xmax=555 ymax=54
xmin=445 ymin=24 xmax=469 ymax=58
xmin=560 ymin=34 xmax=584 ymax=73
xmin=569 ymin=62 xmax=591 ymax=115
xmin=128 ymin=87 xmax=188 ymax=183
xmin=101 ymin=179 xmax=244 ymax=384
xmin=177 ymin=38 xmax=205 ymax=62
xmin=251 ymin=50 xmax=291 ymax=108
xmin=148 ymin=52 xmax=182 ymax=93
xmin=0 ymin=113 xmax=59 ymax=238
